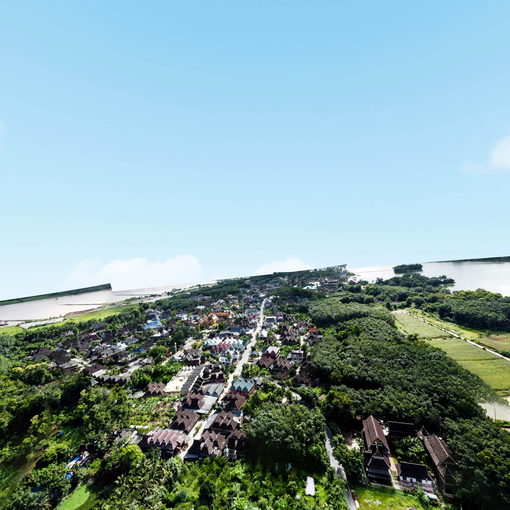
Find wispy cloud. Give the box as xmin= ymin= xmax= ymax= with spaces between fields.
xmin=461 ymin=135 xmax=510 ymax=174
xmin=67 ymin=255 xmax=203 ymax=290
xmin=255 ymin=257 xmax=311 ymax=275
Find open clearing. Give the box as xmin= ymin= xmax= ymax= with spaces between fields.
xmin=0 ymin=325 xmax=23 ymax=336
xmin=60 ymin=305 xmax=133 ymax=323
xmin=394 ymin=311 xmax=451 ymax=338
xmin=56 ymin=484 xmax=97 ymax=510
xmin=355 ymin=486 xmax=426 ymax=510
xmin=26 ymin=305 xmax=133 ymax=331
xmin=427 ymin=337 xmax=510 ymax=395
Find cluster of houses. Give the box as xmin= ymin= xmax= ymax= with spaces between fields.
xmin=31 ymin=323 xmax=157 ymax=380
xmin=254 ymin=316 xmax=320 ymax=384
xmin=120 ymin=371 xmax=255 ymax=462
xmin=362 ymin=415 xmax=456 ymax=499
xmin=28 ymin=289 xmax=265 ymax=385
xmin=101 ymin=291 xmax=265 ymax=461
xmin=185 ymin=377 xmax=255 ymax=461
xmin=202 ymin=335 xmax=246 ymax=365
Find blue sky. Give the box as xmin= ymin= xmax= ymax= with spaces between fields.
xmin=1 ymin=1 xmax=510 ymax=298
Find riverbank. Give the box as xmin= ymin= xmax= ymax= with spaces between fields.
xmin=351 ymin=258 xmax=510 ymax=295
xmin=0 ymin=281 xmax=209 ymax=325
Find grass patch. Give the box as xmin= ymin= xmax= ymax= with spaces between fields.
xmin=355 ymin=485 xmax=427 ymax=510
xmin=26 ymin=305 xmax=133 ymax=331
xmin=427 ymin=337 xmax=510 ymax=395
xmin=394 ymin=312 xmax=451 ymax=339
xmin=57 ymin=484 xmax=97 ymax=510
xmin=63 ymin=305 xmax=133 ymax=323
xmin=0 ymin=325 xmax=23 ymax=336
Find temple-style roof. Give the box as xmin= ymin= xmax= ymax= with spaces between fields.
xmin=362 ymin=415 xmax=389 ymax=450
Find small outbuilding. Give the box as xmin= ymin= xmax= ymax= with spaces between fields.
xmin=305 ymin=476 xmax=316 ymax=497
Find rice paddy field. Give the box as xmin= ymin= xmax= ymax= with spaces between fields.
xmin=427 ymin=337 xmax=510 ymax=396
xmin=401 ymin=310 xmax=510 ymax=355
xmin=394 ymin=311 xmax=451 ymax=339
xmin=477 ymin=334 xmax=510 ymax=353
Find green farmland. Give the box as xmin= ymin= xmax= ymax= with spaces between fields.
xmin=427 ymin=337 xmax=510 ymax=396
xmin=478 ymin=333 xmax=510 ymax=353
xmin=394 ymin=311 xmax=451 ymax=338
xmin=404 ymin=309 xmax=510 ymax=355
xmin=410 ymin=310 xmax=510 ymax=355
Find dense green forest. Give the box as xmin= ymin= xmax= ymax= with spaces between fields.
xmin=428 ymin=290 xmax=510 ymax=330
xmin=274 ymin=273 xmax=510 ymax=509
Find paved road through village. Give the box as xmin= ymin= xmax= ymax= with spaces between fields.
xmin=325 ymin=426 xmax=357 ymax=510
xmin=179 ymin=297 xmax=268 ymax=458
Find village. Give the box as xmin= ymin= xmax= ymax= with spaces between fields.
xmin=24 ymin=267 xmax=459 ymax=509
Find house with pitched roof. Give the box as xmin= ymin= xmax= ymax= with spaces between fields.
xmin=210 ymin=411 xmax=240 ymax=433
xmin=271 ymin=357 xmax=293 ymax=379
xmin=422 ymin=433 xmax=456 ymax=496
xmin=258 ymin=353 xmax=275 ymax=371
xmin=182 ymin=393 xmax=205 ymax=411
xmin=224 ymin=430 xmax=246 ymax=460
xmin=223 ymin=393 xmax=247 ymax=413
xmin=386 ymin=421 xmax=417 ymax=440
xmin=230 ymin=377 xmax=255 ymax=395
xmin=187 ymin=430 xmax=228 ymax=460
xmin=170 ymin=410 xmax=200 ymax=434
xmin=362 ymin=415 xmax=392 ymax=485
xmin=140 ymin=428 xmax=186 ymax=458
xmin=145 ymin=382 xmax=168 ymax=396
xmin=397 ymin=462 xmax=434 ymax=494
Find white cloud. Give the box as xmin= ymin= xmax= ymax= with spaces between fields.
xmin=489 ymin=136 xmax=510 ymax=169
xmin=461 ymin=135 xmax=510 ymax=174
xmin=255 ymin=257 xmax=312 ymax=275
xmin=67 ymin=255 xmax=203 ymax=290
